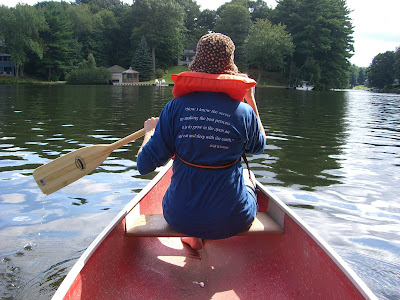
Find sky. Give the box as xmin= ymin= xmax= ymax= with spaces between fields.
xmin=2 ymin=0 xmax=399 ymax=67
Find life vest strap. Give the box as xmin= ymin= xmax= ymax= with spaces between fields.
xmin=175 ymin=152 xmax=240 ymax=169
xmin=174 ymin=152 xmax=255 ymax=187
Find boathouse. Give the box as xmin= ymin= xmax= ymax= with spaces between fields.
xmin=122 ymin=67 xmax=139 ymax=83
xmin=108 ymin=65 xmax=126 ymax=84
xmin=0 ymin=53 xmax=15 ymax=76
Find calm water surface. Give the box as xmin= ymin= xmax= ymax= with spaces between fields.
xmin=0 ymin=85 xmax=399 ymax=299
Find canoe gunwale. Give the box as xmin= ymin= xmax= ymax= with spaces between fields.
xmin=51 ymin=161 xmax=174 ymax=300
xmin=257 ymin=183 xmax=377 ymax=300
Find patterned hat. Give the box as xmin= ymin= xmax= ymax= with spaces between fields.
xmin=189 ymin=33 xmax=239 ymax=75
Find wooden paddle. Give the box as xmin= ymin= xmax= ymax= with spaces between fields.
xmin=33 ymin=128 xmax=146 ymax=195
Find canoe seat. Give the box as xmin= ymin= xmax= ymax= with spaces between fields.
xmin=125 ymin=212 xmax=283 ymax=237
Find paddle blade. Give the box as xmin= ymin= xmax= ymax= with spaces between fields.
xmin=33 ymin=144 xmax=112 ymax=195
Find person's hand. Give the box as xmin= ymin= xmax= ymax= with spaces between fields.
xmin=144 ymin=117 xmax=159 ymax=134
xmin=138 ymin=117 xmax=159 ymax=155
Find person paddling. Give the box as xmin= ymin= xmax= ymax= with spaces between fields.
xmin=137 ymin=33 xmax=266 ymax=250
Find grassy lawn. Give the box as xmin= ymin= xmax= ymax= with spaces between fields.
xmin=354 ymin=85 xmax=369 ymax=90
xmin=0 ymin=76 xmax=64 ymax=85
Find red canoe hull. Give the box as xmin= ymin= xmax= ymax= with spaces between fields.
xmin=54 ymin=162 xmax=376 ymax=299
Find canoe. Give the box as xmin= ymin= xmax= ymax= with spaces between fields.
xmin=52 ymin=160 xmax=377 ymax=299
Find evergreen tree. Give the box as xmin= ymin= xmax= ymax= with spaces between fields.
xmin=37 ymin=2 xmax=80 ymax=81
xmin=133 ymin=37 xmax=153 ymax=81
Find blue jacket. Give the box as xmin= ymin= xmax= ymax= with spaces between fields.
xmin=137 ymin=91 xmax=265 ymax=239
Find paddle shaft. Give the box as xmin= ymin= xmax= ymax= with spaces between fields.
xmin=110 ymin=128 xmax=146 ymax=150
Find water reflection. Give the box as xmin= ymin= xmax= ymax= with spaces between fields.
xmin=1 ymin=85 xmax=399 ymax=299
xmin=254 ymin=88 xmax=348 ymax=190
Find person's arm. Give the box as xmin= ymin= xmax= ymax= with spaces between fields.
xmin=244 ymin=87 xmax=266 ymax=140
xmin=137 ymin=117 xmax=159 ymax=155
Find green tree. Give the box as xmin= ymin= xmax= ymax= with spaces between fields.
xmin=1 ymin=4 xmax=47 ymax=77
xmin=197 ymin=9 xmax=217 ymax=34
xmin=92 ymin=9 xmax=120 ymax=67
xmin=214 ymin=4 xmax=252 ymax=64
xmin=131 ymin=0 xmax=185 ymax=73
xmin=348 ymin=64 xmax=358 ymax=87
xmin=133 ymin=37 xmax=153 ymax=81
xmin=78 ymin=52 xmax=97 ymax=69
xmin=367 ymin=51 xmax=395 ymax=89
xmin=175 ymin=0 xmax=202 ymax=42
xmin=66 ymin=53 xmax=111 ymax=84
xmin=357 ymin=67 xmax=366 ymax=85
xmin=37 ymin=2 xmax=80 ymax=81
xmin=249 ymin=0 xmax=272 ymax=21
xmin=67 ymin=4 xmax=96 ymax=60
xmin=272 ymin=0 xmax=354 ymax=90
xmin=245 ymin=19 xmax=294 ymax=72
xmin=394 ymin=46 xmax=400 ymax=80
xmin=74 ymin=0 xmax=126 ymax=15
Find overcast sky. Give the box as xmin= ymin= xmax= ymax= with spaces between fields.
xmin=2 ymin=0 xmax=399 ymax=67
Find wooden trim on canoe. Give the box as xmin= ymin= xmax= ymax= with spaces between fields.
xmin=125 ymin=212 xmax=284 ymax=237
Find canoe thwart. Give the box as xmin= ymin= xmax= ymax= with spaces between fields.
xmin=125 ymin=212 xmax=284 ymax=237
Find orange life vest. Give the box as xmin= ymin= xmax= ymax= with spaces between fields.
xmin=171 ymin=71 xmax=257 ymax=101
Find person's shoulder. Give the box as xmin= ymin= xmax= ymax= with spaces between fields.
xmin=237 ymin=101 xmax=254 ymax=114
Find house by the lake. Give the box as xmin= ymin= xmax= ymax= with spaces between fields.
xmin=0 ymin=53 xmax=15 ymax=76
xmin=108 ymin=65 xmax=139 ymax=84
xmin=177 ymin=43 xmax=197 ymax=66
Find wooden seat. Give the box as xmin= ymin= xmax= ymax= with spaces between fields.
xmin=125 ymin=212 xmax=283 ymax=237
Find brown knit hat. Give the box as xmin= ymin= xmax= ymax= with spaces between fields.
xmin=189 ymin=33 xmax=239 ymax=75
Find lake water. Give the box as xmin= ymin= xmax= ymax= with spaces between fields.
xmin=0 ymin=85 xmax=399 ymax=299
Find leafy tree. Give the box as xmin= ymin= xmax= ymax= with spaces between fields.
xmin=37 ymin=2 xmax=80 ymax=81
xmin=66 ymin=53 xmax=111 ymax=84
xmin=78 ymin=53 xmax=97 ymax=69
xmin=394 ymin=46 xmax=400 ymax=80
xmin=348 ymin=64 xmax=358 ymax=87
xmin=249 ymin=0 xmax=272 ymax=21
xmin=197 ymin=9 xmax=217 ymax=34
xmin=175 ymin=0 xmax=202 ymax=42
xmin=131 ymin=0 xmax=185 ymax=73
xmin=133 ymin=37 xmax=153 ymax=81
xmin=67 ymin=4 xmax=95 ymax=60
xmin=92 ymin=9 xmax=120 ymax=67
xmin=214 ymin=4 xmax=252 ymax=64
xmin=367 ymin=51 xmax=395 ymax=89
xmin=74 ymin=0 xmax=126 ymax=15
xmin=357 ymin=67 xmax=366 ymax=86
xmin=1 ymin=4 xmax=47 ymax=77
xmin=272 ymin=0 xmax=354 ymax=90
xmin=245 ymin=19 xmax=294 ymax=72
